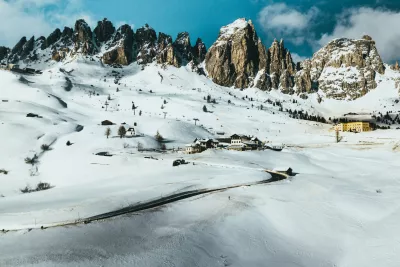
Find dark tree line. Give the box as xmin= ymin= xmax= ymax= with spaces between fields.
xmin=287 ymin=109 xmax=327 ymax=123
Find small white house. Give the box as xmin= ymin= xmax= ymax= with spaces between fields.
xmin=126 ymin=128 xmax=136 ymax=136
xmin=185 ymin=144 xmax=202 ymax=154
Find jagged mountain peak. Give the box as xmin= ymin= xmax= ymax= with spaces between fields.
xmin=305 ymin=35 xmax=386 ymax=100
xmin=0 ymin=17 xmax=395 ymax=100
xmin=94 ymin=18 xmax=116 ymax=43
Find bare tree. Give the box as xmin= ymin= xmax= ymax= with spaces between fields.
xmin=118 ymin=126 xmax=126 ymax=139
xmin=155 ymin=130 xmax=164 ymax=142
xmin=105 ymin=127 xmax=111 ymax=139
xmin=335 ymin=129 xmax=342 ymax=143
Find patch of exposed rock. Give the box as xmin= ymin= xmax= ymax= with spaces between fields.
xmin=73 ymin=19 xmax=97 ymax=55
xmin=308 ymin=35 xmax=385 ymax=100
xmin=192 ymin=38 xmax=207 ymax=63
xmin=174 ymin=32 xmax=193 ymax=63
xmin=94 ymin=18 xmax=115 ymax=43
xmin=102 ymin=24 xmax=135 ymax=65
xmin=157 ymin=33 xmax=180 ymax=67
xmin=205 ymin=18 xmax=266 ymax=88
xmin=0 ymin=46 xmax=10 ymax=61
xmin=136 ymin=24 xmax=157 ymax=64
xmin=42 ymin=29 xmax=61 ymax=50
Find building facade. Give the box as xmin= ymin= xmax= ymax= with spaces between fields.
xmin=229 ymin=134 xmax=262 ymax=151
xmin=185 ymin=144 xmax=202 ymax=154
xmin=335 ymin=122 xmax=371 ymax=132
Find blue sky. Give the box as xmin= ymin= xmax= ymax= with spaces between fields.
xmin=2 ymin=0 xmax=400 ymax=62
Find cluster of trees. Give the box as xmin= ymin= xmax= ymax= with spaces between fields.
xmin=374 ymin=111 xmax=400 ymax=126
xmin=105 ymin=126 xmax=127 ymax=139
xmin=287 ymin=109 xmax=327 ymax=123
xmin=204 ymin=95 xmax=217 ymax=104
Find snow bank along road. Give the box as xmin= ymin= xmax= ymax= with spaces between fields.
xmin=1 ymin=170 xmax=287 ymax=232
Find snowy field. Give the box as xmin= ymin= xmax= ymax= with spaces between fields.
xmin=1 ymin=58 xmax=400 ymax=266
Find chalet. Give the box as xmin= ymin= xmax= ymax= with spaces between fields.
xmin=193 ymin=138 xmax=219 ymax=149
xmin=244 ymin=137 xmax=262 ymax=149
xmin=230 ymin=134 xmax=248 ymax=145
xmin=185 ymin=143 xmax=202 ymax=154
xmin=229 ymin=134 xmax=262 ymax=151
xmin=126 ymin=128 xmax=136 ymax=136
xmin=185 ymin=138 xmax=219 ymax=154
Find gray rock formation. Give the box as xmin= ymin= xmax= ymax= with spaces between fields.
xmin=42 ymin=29 xmax=61 ymax=50
xmin=308 ymin=35 xmax=385 ymax=100
xmin=205 ymin=18 xmax=265 ymax=88
xmin=94 ymin=18 xmax=115 ymax=43
xmin=102 ymin=24 xmax=135 ymax=65
xmin=192 ymin=38 xmax=207 ymax=63
xmin=11 ymin=37 xmax=27 ymax=55
xmin=0 ymin=46 xmax=9 ymax=61
xmin=73 ymin=19 xmax=96 ymax=55
xmin=205 ymin=19 xmax=297 ymax=92
xmin=136 ymin=24 xmax=157 ymax=64
xmin=174 ymin=32 xmax=193 ymax=63
xmin=19 ymin=36 xmax=35 ymax=60
xmin=157 ymin=32 xmax=180 ymax=67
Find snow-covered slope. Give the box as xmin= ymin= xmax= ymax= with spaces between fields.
xmin=1 ymin=57 xmax=400 ymax=266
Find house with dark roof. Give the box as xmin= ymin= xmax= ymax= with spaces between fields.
xmin=229 ymin=134 xmax=262 ymax=151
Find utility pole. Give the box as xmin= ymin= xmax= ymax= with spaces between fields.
xmin=132 ymin=101 xmax=138 ymax=115
xmin=163 ymin=112 xmax=167 ymax=119
xmin=193 ymin=118 xmax=199 ymax=126
xmin=105 ymin=100 xmax=109 ymax=111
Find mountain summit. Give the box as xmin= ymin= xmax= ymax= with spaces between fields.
xmin=0 ymin=18 xmax=393 ymax=100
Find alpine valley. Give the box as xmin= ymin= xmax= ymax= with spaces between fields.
xmin=1 ymin=18 xmax=400 ymax=267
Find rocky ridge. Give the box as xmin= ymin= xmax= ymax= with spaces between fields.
xmin=0 ymin=18 xmax=206 ymax=73
xmin=205 ymin=18 xmax=386 ymax=100
xmin=0 ymin=18 xmax=391 ymax=100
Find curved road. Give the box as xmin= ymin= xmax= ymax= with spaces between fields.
xmin=2 ymin=170 xmax=288 ymax=232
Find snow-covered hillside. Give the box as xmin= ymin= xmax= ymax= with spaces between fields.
xmin=1 ymin=57 xmax=400 ymax=266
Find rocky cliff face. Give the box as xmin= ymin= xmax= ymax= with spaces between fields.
xmin=94 ymin=18 xmax=115 ymax=43
xmin=0 ymin=46 xmax=9 ymax=61
xmin=205 ymin=19 xmax=387 ymax=100
xmin=0 ymin=18 xmax=389 ymax=100
xmin=156 ymin=33 xmax=180 ymax=67
xmin=205 ymin=19 xmax=265 ymax=88
xmin=1 ymin=18 xmax=206 ymax=70
xmin=193 ymin=38 xmax=207 ymax=63
xmin=135 ymin=24 xmax=158 ymax=65
xmin=306 ymin=35 xmax=385 ymax=100
xmin=174 ymin=32 xmax=193 ymax=63
xmin=205 ymin=19 xmax=298 ymax=92
xmin=73 ymin=19 xmax=97 ymax=55
xmin=102 ymin=24 xmax=135 ymax=65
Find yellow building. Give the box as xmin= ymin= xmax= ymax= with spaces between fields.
xmin=334 ymin=122 xmax=371 ymax=132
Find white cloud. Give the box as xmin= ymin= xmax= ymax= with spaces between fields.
xmin=291 ymin=52 xmax=308 ymax=63
xmin=317 ymin=7 xmax=400 ymax=62
xmin=0 ymin=0 xmax=94 ymax=48
xmin=0 ymin=1 xmax=52 ymax=46
xmin=257 ymin=3 xmax=319 ymax=45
